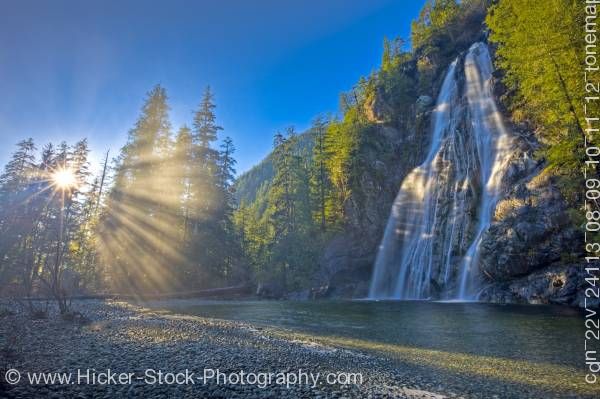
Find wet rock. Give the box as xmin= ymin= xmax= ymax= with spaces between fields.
xmin=479 ymin=172 xmax=581 ymax=281
xmin=479 ymin=263 xmax=599 ymax=308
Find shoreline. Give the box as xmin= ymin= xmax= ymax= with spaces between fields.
xmin=0 ymin=300 xmax=596 ymax=398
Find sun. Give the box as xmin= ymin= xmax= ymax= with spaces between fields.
xmin=52 ymin=168 xmax=77 ymax=190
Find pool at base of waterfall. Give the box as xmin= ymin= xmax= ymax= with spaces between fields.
xmin=142 ymin=299 xmax=583 ymax=369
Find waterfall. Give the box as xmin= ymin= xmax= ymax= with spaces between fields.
xmin=369 ymin=42 xmax=513 ymax=300
xmin=457 ymin=43 xmax=513 ymax=299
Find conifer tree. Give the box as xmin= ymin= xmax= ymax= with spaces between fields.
xmin=193 ymin=86 xmax=221 ymax=180
xmin=218 ymin=137 xmax=236 ymax=192
xmin=184 ymin=87 xmax=245 ymax=288
xmin=173 ymin=126 xmax=194 ymax=243
xmin=270 ymin=130 xmax=294 ymax=239
xmin=217 ymin=136 xmax=237 ymax=223
xmin=101 ymin=85 xmax=177 ymax=294
xmin=39 ymin=140 xmax=91 ymax=313
xmin=310 ymin=117 xmax=329 ymax=231
xmin=0 ymin=139 xmax=36 ymax=283
xmin=190 ymin=86 xmax=221 ymax=222
xmin=486 ymin=0 xmax=586 ymax=198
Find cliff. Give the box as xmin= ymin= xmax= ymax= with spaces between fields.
xmin=234 ymin=42 xmax=591 ymax=308
xmin=317 ymin=45 xmax=591 ymax=307
xmin=234 ymin=0 xmax=594 ymax=307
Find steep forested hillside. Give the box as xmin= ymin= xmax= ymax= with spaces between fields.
xmin=0 ymin=0 xmax=589 ymax=306
xmin=233 ymin=0 xmax=588 ymax=304
xmin=235 ymin=131 xmax=315 ymax=205
xmin=233 ymin=0 xmax=490 ymax=297
xmin=486 ymin=0 xmax=590 ymax=204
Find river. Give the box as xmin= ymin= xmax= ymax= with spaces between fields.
xmin=142 ymin=299 xmax=583 ymax=369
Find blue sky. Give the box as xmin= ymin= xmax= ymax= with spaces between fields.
xmin=0 ymin=0 xmax=425 ymax=174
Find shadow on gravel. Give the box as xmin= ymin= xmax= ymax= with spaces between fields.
xmin=0 ymin=300 xmax=596 ymax=399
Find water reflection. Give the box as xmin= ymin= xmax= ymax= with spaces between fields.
xmin=143 ymin=300 xmax=583 ymax=369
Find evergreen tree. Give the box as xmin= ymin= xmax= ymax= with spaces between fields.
xmin=39 ymin=140 xmax=91 ymax=313
xmin=310 ymin=117 xmax=329 ymax=231
xmin=71 ymin=177 xmax=103 ymax=291
xmin=216 ymin=137 xmax=242 ymax=280
xmin=0 ymin=138 xmax=35 ymax=193
xmin=0 ymin=139 xmax=37 ymax=285
xmin=193 ymin=86 xmax=222 ymax=149
xmin=190 ymin=86 xmax=221 ymax=224
xmin=260 ymin=127 xmax=316 ymax=289
xmin=218 ymin=137 xmax=236 ymax=192
xmin=486 ymin=0 xmax=587 ymax=202
xmin=101 ymin=85 xmax=178 ymax=294
xmin=193 ymin=86 xmax=221 ymax=197
xmin=173 ymin=126 xmax=194 ymax=243
xmin=183 ymin=87 xmax=244 ymax=288
xmin=0 ymin=138 xmax=95 ymax=312
xmin=270 ymin=130 xmax=295 ymax=239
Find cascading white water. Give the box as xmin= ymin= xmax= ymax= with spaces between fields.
xmin=369 ymin=42 xmax=513 ymax=300
xmin=457 ymin=43 xmax=513 ymax=299
xmin=368 ymin=58 xmax=461 ymax=299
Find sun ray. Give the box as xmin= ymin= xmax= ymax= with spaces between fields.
xmin=51 ymin=167 xmax=78 ymax=191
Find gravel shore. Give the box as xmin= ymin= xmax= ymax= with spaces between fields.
xmin=0 ymin=300 xmax=596 ymax=398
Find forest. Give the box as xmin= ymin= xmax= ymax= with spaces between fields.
xmin=0 ymin=0 xmax=590 ymax=309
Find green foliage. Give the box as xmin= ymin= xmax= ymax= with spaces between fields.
xmin=234 ymin=133 xmax=315 ymax=205
xmin=0 ymin=138 xmax=94 ymax=312
xmin=411 ymin=0 xmax=461 ymax=51
xmin=234 ymin=159 xmax=275 ymax=205
xmin=5 ymin=0 xmax=587 ymax=299
xmin=486 ymin=0 xmax=588 ymax=201
xmin=193 ymin=86 xmax=222 ymax=149
xmin=367 ymin=37 xmax=419 ymax=126
xmin=101 ymin=85 xmax=243 ymax=294
xmin=412 ymin=0 xmax=489 ymax=94
xmin=233 ymin=127 xmax=324 ymax=291
xmin=324 ymin=109 xmax=364 ymax=225
xmin=231 ymin=0 xmax=495 ymax=295
xmin=310 ymin=116 xmax=330 ymax=230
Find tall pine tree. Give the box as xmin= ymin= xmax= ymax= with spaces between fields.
xmin=101 ymin=85 xmax=179 ymax=294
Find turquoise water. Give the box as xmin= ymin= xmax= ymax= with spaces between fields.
xmin=143 ymin=300 xmax=584 ymax=369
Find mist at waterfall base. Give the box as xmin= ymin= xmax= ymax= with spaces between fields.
xmin=369 ymin=43 xmax=514 ymax=301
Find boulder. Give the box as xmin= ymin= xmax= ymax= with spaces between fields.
xmin=479 ymin=172 xmax=581 ymax=280
xmin=479 ymin=263 xmax=599 ymax=308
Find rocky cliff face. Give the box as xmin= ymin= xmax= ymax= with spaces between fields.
xmin=315 ymin=46 xmax=591 ymax=307
xmin=480 ymin=172 xmax=579 ymax=280
xmin=478 ymin=171 xmax=590 ymax=307
xmin=313 ymin=94 xmax=433 ymax=299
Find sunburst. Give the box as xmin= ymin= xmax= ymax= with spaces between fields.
xmin=51 ymin=168 xmax=77 ymax=190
